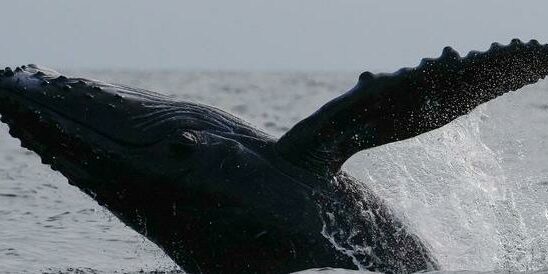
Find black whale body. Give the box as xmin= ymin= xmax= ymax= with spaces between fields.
xmin=1 ymin=39 xmax=548 ymax=273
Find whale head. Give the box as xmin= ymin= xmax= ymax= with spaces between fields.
xmin=0 ymin=65 xmax=276 ymax=181
xmin=0 ymin=65 xmax=339 ymax=273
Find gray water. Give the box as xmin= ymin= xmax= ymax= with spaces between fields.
xmin=1 ymin=70 xmax=547 ymax=273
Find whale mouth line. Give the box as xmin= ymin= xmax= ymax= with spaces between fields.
xmin=0 ymin=89 xmax=166 ymax=148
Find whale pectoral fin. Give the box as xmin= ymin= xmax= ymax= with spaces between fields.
xmin=276 ymin=39 xmax=548 ymax=175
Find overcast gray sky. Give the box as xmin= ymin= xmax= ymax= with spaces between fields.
xmin=1 ymin=0 xmax=548 ymax=71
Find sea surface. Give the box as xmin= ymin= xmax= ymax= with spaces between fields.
xmin=1 ymin=70 xmax=548 ymax=273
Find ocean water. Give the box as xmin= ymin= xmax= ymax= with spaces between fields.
xmin=1 ymin=70 xmax=548 ymax=273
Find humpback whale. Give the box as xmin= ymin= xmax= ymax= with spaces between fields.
xmin=1 ymin=39 xmax=548 ymax=273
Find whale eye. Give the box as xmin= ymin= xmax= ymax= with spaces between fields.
xmin=169 ymin=130 xmax=199 ymax=158
xmin=180 ymin=131 xmax=198 ymax=144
